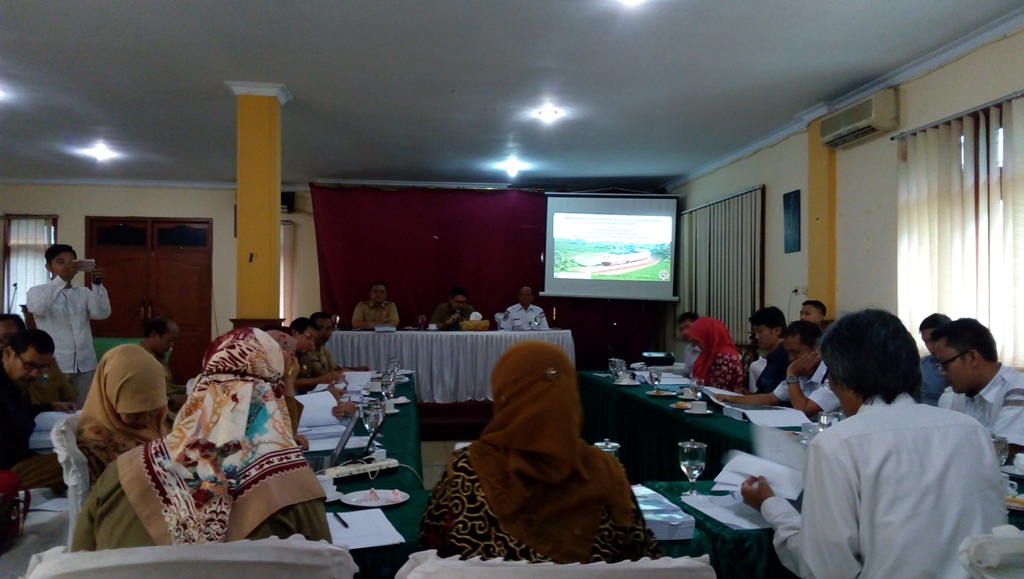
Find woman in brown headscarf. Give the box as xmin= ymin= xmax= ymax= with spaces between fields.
xmin=77 ymin=344 xmax=170 ymax=484
xmin=419 ymin=340 xmax=657 ymax=563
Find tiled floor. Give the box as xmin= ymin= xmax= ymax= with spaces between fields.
xmin=421 ymin=440 xmax=464 ymax=489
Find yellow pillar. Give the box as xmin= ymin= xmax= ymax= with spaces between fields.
xmin=807 ymin=118 xmax=837 ymax=318
xmin=227 ymin=83 xmax=290 ymax=321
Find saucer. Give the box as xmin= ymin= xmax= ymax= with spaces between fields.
xmin=614 ymin=380 xmax=639 ymax=386
xmin=684 ymin=409 xmax=714 ymax=416
xmin=677 ymin=394 xmax=696 ymax=400
xmin=340 ymin=489 xmax=410 ymax=507
xmin=386 ymin=408 xmax=400 ymax=415
xmin=670 ymin=402 xmax=691 ymax=410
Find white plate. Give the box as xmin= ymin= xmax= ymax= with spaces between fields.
xmin=324 ymin=490 xmax=344 ymax=502
xmin=386 ymin=408 xmax=400 ymax=415
xmin=614 ymin=380 xmax=639 ymax=386
xmin=684 ymin=409 xmax=714 ymax=415
xmin=646 ymin=390 xmax=676 ymax=397
xmin=340 ymin=489 xmax=410 ymax=507
xmin=393 ymin=397 xmax=411 ymax=405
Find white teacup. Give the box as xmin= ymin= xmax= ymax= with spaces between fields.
xmin=690 ymin=401 xmax=708 ymax=413
xmin=1002 ymin=473 xmax=1019 ymax=496
xmin=316 ymin=474 xmax=335 ymax=496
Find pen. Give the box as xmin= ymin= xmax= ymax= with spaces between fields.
xmin=333 ymin=512 xmax=349 ymax=528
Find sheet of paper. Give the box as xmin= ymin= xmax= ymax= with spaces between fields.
xmin=715 ymin=450 xmax=803 ymax=500
xmin=31 ymin=497 xmax=69 ymax=512
xmin=680 ymin=494 xmax=770 ymax=530
xmin=658 ymin=375 xmax=690 ymax=385
xmin=296 ymin=391 xmax=343 ymax=428
xmin=311 ymin=383 xmax=332 ymax=392
xmin=752 ymin=424 xmax=808 ymax=472
xmin=307 ymin=437 xmax=343 ymax=453
xmin=301 ymin=423 xmax=350 ymax=440
xmin=702 ymin=386 xmax=739 ymax=399
xmin=743 ymin=407 xmax=811 ymax=428
xmin=328 ymin=508 xmax=405 ymax=549
xmin=342 ymin=371 xmax=373 ymax=388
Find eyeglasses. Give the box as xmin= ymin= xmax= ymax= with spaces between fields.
xmin=18 ymin=355 xmax=50 ymax=373
xmin=936 ymin=350 xmax=970 ymax=369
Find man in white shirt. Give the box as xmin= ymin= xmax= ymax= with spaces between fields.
xmin=713 ymin=321 xmax=838 ymax=417
xmin=676 ymin=312 xmax=700 ymax=376
xmin=499 ymin=286 xmax=548 ymax=330
xmin=931 ymin=317 xmax=1024 ymax=458
xmin=26 ymin=244 xmax=111 ymax=407
xmin=741 ymin=309 xmax=1005 ymax=578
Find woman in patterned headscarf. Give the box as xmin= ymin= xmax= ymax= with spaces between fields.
xmin=419 ymin=340 xmax=657 ymax=563
xmin=72 ymin=328 xmax=329 ymax=550
xmin=77 ymin=344 xmax=170 ymax=485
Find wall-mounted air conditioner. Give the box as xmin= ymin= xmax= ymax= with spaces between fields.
xmin=820 ymin=89 xmax=898 ymax=149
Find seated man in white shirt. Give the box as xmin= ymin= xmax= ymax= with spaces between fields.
xmin=931 ymin=317 xmax=1024 ymax=460
xmin=740 ymin=309 xmax=1005 ymax=579
xmin=712 ymin=321 xmax=837 ymax=417
xmin=499 ymin=286 xmax=549 ymax=330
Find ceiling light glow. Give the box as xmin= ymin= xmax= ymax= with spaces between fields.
xmin=77 ymin=142 xmax=120 ymax=162
xmin=534 ymin=103 xmax=564 ymax=123
xmin=496 ymin=156 xmax=528 ymax=178
xmin=618 ymin=0 xmax=644 ymax=5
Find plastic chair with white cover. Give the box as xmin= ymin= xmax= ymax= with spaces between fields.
xmin=959 ymin=524 xmax=1024 ymax=578
xmin=395 ymin=550 xmax=717 ymax=579
xmin=23 ymin=535 xmax=358 ymax=579
xmin=49 ymin=413 xmax=89 ymax=547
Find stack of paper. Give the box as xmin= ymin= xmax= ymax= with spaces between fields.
xmin=327 ymin=508 xmax=404 ymax=549
xmin=632 ymin=485 xmax=695 ymax=541
xmin=712 ymin=451 xmax=803 ymax=499
xmin=680 ymin=494 xmax=770 ymax=530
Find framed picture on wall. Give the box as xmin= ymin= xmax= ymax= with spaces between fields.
xmin=783 ymin=190 xmax=800 ymax=254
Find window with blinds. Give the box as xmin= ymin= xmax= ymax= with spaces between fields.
xmin=678 ymin=186 xmax=765 ymax=344
xmin=4 ymin=216 xmax=57 ymax=315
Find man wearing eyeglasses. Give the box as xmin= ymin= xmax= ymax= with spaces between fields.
xmin=430 ymin=286 xmax=475 ymax=330
xmin=932 ymin=318 xmax=1024 ymax=460
xmin=0 ymin=328 xmax=66 ymax=490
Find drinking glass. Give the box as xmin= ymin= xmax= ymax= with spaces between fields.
xmin=994 ymin=435 xmax=1010 ymax=466
xmin=649 ymin=368 xmax=662 ymax=388
xmin=360 ymin=399 xmax=385 ymax=436
xmin=608 ymin=357 xmax=619 ymax=374
xmin=417 ymin=314 xmax=427 ymax=330
xmin=678 ymin=440 xmax=707 ymax=496
xmin=331 ymin=314 xmax=341 ymax=329
xmin=387 ymin=356 xmax=400 ymax=374
xmin=382 ymin=370 xmax=397 ymax=400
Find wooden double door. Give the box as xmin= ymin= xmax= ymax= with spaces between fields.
xmin=87 ymin=217 xmax=212 ymax=383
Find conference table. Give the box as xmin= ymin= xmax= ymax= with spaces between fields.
xmin=327 ymin=329 xmax=575 ymax=403
xmin=577 ymin=371 xmax=755 ymax=483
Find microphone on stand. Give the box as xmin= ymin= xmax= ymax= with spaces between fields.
xmin=7 ymin=282 xmax=17 ymax=314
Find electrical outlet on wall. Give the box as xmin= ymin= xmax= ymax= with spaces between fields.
xmin=792 ymin=286 xmax=808 ymax=295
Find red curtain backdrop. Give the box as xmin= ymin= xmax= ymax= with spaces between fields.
xmin=309 ymin=185 xmax=663 ymax=370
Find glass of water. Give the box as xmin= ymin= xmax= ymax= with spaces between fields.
xmin=994 ymin=434 xmax=1010 ymax=466
xmin=360 ymin=399 xmax=385 ymax=436
xmin=649 ymin=368 xmax=662 ymax=388
xmin=678 ymin=440 xmax=707 ymax=496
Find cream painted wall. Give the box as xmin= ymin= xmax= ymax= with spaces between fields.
xmin=289 ymin=191 xmax=324 ymax=318
xmin=672 ymin=132 xmax=810 ymax=322
xmin=1 ymin=183 xmax=238 ymax=336
xmin=670 ymin=27 xmax=1024 ymax=330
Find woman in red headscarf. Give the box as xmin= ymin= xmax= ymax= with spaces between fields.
xmin=686 ymin=317 xmax=744 ymax=392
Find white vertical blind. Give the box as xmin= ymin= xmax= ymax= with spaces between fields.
xmin=5 ymin=217 xmax=55 ymax=314
xmin=679 ymin=187 xmax=764 ymax=343
xmin=898 ymin=97 xmax=1024 ymax=366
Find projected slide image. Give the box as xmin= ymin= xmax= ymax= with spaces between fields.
xmin=552 ymin=213 xmax=672 ymax=282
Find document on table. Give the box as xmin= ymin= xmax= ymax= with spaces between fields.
xmin=712 ymin=450 xmax=803 ymax=500
xmin=299 ymin=423 xmax=349 ymax=440
xmin=742 ymin=407 xmax=811 ymax=428
xmin=296 ymin=391 xmax=343 ymax=428
xmin=328 ymin=508 xmax=404 ymax=549
xmin=680 ymin=494 xmax=771 ymax=530
xmin=343 ymin=371 xmax=374 ymax=388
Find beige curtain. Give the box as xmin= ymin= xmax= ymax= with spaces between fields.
xmin=680 ymin=186 xmax=764 ymax=342
xmin=898 ymin=97 xmax=1024 ymax=366
xmin=5 ymin=216 xmax=55 ymax=314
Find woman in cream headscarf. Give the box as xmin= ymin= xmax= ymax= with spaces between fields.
xmin=420 ymin=340 xmax=657 ymax=563
xmin=77 ymin=344 xmax=170 ymax=484
xmin=72 ymin=328 xmax=329 ymax=550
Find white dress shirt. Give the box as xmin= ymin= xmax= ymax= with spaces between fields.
xmin=771 ymin=361 xmax=839 ymax=413
xmin=760 ymin=394 xmax=1005 ymax=579
xmin=499 ymin=304 xmax=549 ymax=330
xmin=26 ymin=276 xmax=111 ymax=373
xmin=949 ymin=364 xmax=1024 ymax=446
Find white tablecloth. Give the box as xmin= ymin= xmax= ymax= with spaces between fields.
xmin=327 ymin=330 xmax=576 ymax=403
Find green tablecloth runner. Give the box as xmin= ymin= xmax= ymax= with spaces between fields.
xmin=312 ymin=380 xmax=426 ymax=578
xmin=646 ymin=481 xmax=796 ymax=579
xmin=578 ymin=372 xmax=754 ymax=482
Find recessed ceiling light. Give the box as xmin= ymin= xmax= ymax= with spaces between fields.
xmin=618 ymin=0 xmax=644 ymax=5
xmin=76 ymin=141 xmax=120 ymax=162
xmin=496 ymin=156 xmax=528 ymax=178
xmin=534 ymin=103 xmax=564 ymax=124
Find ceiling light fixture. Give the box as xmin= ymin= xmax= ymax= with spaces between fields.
xmin=534 ymin=103 xmax=564 ymax=124
xmin=618 ymin=0 xmax=644 ymax=5
xmin=496 ymin=156 xmax=528 ymax=178
xmin=77 ymin=141 xmax=120 ymax=162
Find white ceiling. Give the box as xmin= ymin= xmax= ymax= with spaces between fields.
xmin=2 ymin=1 xmax=1023 ymax=191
